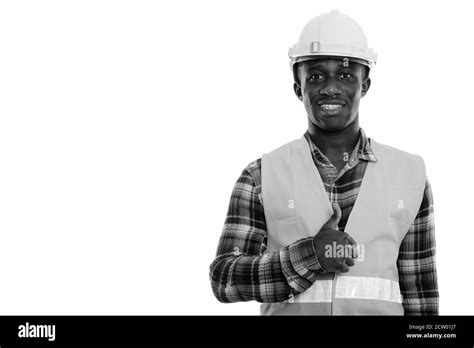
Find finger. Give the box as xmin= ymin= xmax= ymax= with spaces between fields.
xmin=350 ymin=246 xmax=359 ymax=259
xmin=324 ymin=203 xmax=342 ymax=230
xmin=342 ymin=232 xmax=357 ymax=246
xmin=344 ymin=244 xmax=359 ymax=259
xmin=339 ymin=263 xmax=350 ymax=273
xmin=345 ymin=258 xmax=355 ymax=267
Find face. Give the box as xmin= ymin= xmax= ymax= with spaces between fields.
xmin=294 ymin=58 xmax=371 ymax=132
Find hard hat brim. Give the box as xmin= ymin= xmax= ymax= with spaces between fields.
xmin=292 ymin=54 xmax=374 ymax=69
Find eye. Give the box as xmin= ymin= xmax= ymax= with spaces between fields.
xmin=308 ymin=73 xmax=323 ymax=82
xmin=339 ymin=73 xmax=353 ymax=79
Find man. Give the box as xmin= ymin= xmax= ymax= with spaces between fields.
xmin=209 ymin=10 xmax=438 ymax=315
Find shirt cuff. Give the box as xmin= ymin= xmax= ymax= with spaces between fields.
xmin=288 ymin=237 xmax=327 ymax=277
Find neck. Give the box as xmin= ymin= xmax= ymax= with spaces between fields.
xmin=308 ymin=119 xmax=360 ymax=155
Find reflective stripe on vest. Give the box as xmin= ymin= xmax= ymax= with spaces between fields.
xmin=292 ymin=276 xmax=402 ymax=304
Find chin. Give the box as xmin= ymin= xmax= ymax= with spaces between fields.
xmin=309 ymin=114 xmax=352 ymax=132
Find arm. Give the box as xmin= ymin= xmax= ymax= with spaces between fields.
xmin=397 ymin=178 xmax=439 ymax=315
xmin=209 ymin=159 xmax=326 ymax=303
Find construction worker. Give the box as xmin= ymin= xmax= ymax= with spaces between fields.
xmin=209 ymin=10 xmax=438 ymax=315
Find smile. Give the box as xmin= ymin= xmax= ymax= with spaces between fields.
xmin=320 ymin=104 xmax=343 ymax=110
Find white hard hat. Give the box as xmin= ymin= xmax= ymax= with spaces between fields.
xmin=289 ymin=10 xmax=377 ymax=71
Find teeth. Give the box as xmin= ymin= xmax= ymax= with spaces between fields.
xmin=321 ymin=104 xmax=342 ymax=110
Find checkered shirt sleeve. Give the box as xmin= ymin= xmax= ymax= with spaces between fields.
xmin=397 ymin=178 xmax=439 ymax=315
xmin=209 ymin=159 xmax=325 ymax=303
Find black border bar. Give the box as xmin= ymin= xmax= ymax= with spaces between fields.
xmin=0 ymin=316 xmax=472 ymax=346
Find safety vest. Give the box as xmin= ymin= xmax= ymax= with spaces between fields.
xmin=260 ymin=136 xmax=426 ymax=315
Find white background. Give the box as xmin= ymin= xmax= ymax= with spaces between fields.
xmin=0 ymin=0 xmax=472 ymax=315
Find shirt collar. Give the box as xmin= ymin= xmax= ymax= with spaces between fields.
xmin=303 ymin=128 xmax=378 ymax=164
xmin=357 ymin=128 xmax=378 ymax=162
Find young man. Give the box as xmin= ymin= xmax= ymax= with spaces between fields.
xmin=209 ymin=10 xmax=438 ymax=315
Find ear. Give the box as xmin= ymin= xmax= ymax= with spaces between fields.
xmin=361 ymin=77 xmax=371 ymax=97
xmin=293 ymin=82 xmax=303 ymax=101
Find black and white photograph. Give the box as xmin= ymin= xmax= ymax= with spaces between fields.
xmin=0 ymin=0 xmax=473 ymax=345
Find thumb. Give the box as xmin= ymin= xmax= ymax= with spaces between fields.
xmin=324 ymin=203 xmax=341 ymax=230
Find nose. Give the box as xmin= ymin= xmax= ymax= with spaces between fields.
xmin=319 ymin=80 xmax=342 ymax=97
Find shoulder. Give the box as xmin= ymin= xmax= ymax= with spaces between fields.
xmin=236 ymin=158 xmax=262 ymax=189
xmin=370 ymin=139 xmax=425 ymax=164
xmin=237 ymin=136 xmax=303 ymax=198
xmin=232 ymin=158 xmax=263 ymax=203
xmin=262 ymin=138 xmax=304 ymax=160
xmin=242 ymin=158 xmax=261 ymax=179
xmin=370 ymin=139 xmax=426 ymax=182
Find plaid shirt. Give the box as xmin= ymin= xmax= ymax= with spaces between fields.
xmin=210 ymin=129 xmax=439 ymax=315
